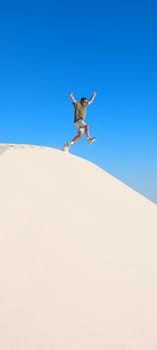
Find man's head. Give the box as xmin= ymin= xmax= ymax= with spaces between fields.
xmin=80 ymin=97 xmax=88 ymax=106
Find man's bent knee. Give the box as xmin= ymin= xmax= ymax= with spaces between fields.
xmin=78 ymin=130 xmax=83 ymax=138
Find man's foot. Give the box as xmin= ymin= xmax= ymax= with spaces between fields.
xmin=88 ymin=137 xmax=96 ymax=144
xmin=63 ymin=141 xmax=71 ymax=152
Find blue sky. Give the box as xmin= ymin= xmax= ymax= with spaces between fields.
xmin=0 ymin=0 xmax=157 ymax=204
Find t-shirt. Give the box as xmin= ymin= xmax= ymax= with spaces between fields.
xmin=73 ymin=102 xmax=88 ymax=122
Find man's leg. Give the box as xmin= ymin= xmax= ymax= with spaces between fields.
xmin=63 ymin=129 xmax=83 ymax=151
xmin=84 ymin=125 xmax=96 ymax=144
xmin=71 ymin=127 xmax=85 ymax=144
xmin=84 ymin=125 xmax=90 ymax=138
xmin=63 ymin=122 xmax=95 ymax=151
xmin=72 ymin=125 xmax=94 ymax=144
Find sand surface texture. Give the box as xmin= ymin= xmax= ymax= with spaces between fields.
xmin=0 ymin=144 xmax=157 ymax=350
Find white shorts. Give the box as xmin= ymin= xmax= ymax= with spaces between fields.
xmin=74 ymin=119 xmax=87 ymax=134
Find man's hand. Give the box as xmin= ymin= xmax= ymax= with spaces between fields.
xmin=69 ymin=91 xmax=77 ymax=103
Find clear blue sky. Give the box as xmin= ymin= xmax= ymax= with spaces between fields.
xmin=0 ymin=0 xmax=157 ymax=204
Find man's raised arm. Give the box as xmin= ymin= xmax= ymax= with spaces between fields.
xmin=69 ymin=92 xmax=77 ymax=103
xmin=88 ymin=91 xmax=96 ymax=105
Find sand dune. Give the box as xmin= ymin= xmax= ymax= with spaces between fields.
xmin=0 ymin=143 xmax=157 ymax=350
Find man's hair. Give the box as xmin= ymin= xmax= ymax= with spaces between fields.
xmin=80 ymin=97 xmax=88 ymax=102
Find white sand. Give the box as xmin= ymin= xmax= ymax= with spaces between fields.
xmin=0 ymin=143 xmax=157 ymax=350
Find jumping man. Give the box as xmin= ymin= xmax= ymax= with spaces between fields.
xmin=63 ymin=91 xmax=96 ymax=152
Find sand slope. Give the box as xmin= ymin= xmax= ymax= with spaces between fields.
xmin=0 ymin=144 xmax=157 ymax=350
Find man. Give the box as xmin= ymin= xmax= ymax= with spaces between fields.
xmin=63 ymin=91 xmax=96 ymax=152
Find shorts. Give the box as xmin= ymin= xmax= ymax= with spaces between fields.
xmin=74 ymin=119 xmax=87 ymax=134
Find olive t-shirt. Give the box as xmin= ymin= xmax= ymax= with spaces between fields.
xmin=73 ymin=102 xmax=88 ymax=123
